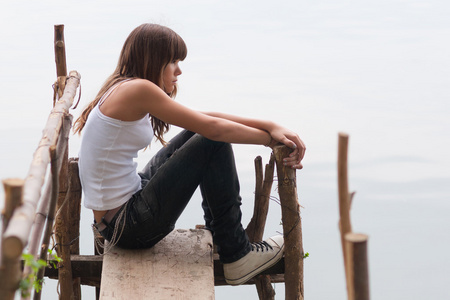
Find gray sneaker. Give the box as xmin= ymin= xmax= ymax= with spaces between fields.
xmin=223 ymin=235 xmax=284 ymax=285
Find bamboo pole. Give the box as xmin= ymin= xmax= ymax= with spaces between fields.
xmin=338 ymin=133 xmax=353 ymax=296
xmin=32 ymin=146 xmax=60 ymax=300
xmin=30 ymin=114 xmax=73 ymax=300
xmin=245 ymin=155 xmax=276 ymax=300
xmin=2 ymin=71 xmax=80 ymax=260
xmin=23 ymin=114 xmax=73 ymax=292
xmin=0 ymin=179 xmax=24 ymax=300
xmin=273 ymin=145 xmax=304 ymax=300
xmin=345 ymin=233 xmax=370 ymax=300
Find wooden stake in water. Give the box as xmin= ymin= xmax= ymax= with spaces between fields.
xmin=338 ymin=132 xmax=353 ymax=296
xmin=345 ymin=233 xmax=370 ymax=300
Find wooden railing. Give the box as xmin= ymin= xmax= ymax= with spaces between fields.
xmin=0 ymin=24 xmax=81 ymax=300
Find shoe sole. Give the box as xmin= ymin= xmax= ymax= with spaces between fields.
xmin=225 ymin=243 xmax=285 ymax=286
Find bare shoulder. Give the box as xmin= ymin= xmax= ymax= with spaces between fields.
xmin=120 ymin=78 xmax=163 ymax=98
xmin=100 ymin=78 xmax=165 ymax=121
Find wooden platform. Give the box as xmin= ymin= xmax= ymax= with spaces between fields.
xmin=99 ymin=229 xmax=214 ymax=300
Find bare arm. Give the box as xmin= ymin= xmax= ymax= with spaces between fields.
xmin=202 ymin=112 xmax=276 ymax=132
xmin=103 ymin=79 xmax=305 ymax=168
xmin=130 ymin=80 xmax=273 ymax=145
xmin=202 ymin=112 xmax=306 ymax=168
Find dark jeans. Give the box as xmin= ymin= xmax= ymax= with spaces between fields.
xmin=99 ymin=130 xmax=252 ymax=263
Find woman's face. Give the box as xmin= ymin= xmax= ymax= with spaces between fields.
xmin=162 ymin=60 xmax=182 ymax=93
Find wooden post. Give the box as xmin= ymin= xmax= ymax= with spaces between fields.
xmin=54 ymin=24 xmax=67 ymax=77
xmin=94 ymin=230 xmax=104 ymax=300
xmin=246 ymin=155 xmax=274 ymax=240
xmin=54 ymin=149 xmax=75 ymax=300
xmin=0 ymin=179 xmax=24 ymax=300
xmin=54 ymin=24 xmax=67 ymax=99
xmin=273 ymin=145 xmax=304 ymax=300
xmin=338 ymin=133 xmax=353 ymax=296
xmin=345 ymin=233 xmax=370 ymax=300
xmin=53 ymin=141 xmax=75 ymax=300
xmin=245 ymin=155 xmax=276 ymax=299
xmin=67 ymin=158 xmax=82 ymax=300
xmin=53 ymin=23 xmax=80 ymax=300
xmin=1 ymin=179 xmax=24 ymax=234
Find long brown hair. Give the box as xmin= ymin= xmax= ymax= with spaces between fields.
xmin=73 ymin=24 xmax=187 ymax=145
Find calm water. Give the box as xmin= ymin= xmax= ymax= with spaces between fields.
xmin=1 ymin=1 xmax=449 ymax=299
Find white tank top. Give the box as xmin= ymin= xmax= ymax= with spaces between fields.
xmin=79 ymin=81 xmax=154 ymax=210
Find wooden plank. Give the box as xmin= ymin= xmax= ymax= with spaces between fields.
xmin=44 ymin=254 xmax=285 ymax=287
xmin=100 ymin=229 xmax=214 ymax=299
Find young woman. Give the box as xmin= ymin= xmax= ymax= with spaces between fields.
xmin=74 ymin=23 xmax=305 ymax=286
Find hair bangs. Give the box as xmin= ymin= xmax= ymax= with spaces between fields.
xmin=170 ymin=33 xmax=187 ymax=62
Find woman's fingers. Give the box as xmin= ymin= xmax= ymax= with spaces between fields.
xmin=281 ymin=149 xmax=304 ymax=169
xmin=284 ymin=137 xmax=305 ymax=169
xmin=288 ymin=136 xmax=305 ymax=164
xmin=269 ymin=127 xmax=306 ymax=169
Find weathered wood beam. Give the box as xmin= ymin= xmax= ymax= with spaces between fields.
xmin=100 ymin=229 xmax=214 ymax=299
xmin=273 ymin=145 xmax=304 ymax=300
xmin=67 ymin=158 xmax=82 ymax=299
xmin=53 ymin=146 xmax=73 ymax=300
xmin=245 ymin=155 xmax=276 ymax=299
xmin=44 ymin=255 xmax=103 ymax=286
xmin=42 ymin=254 xmax=286 ymax=287
xmin=246 ymin=155 xmax=274 ymax=241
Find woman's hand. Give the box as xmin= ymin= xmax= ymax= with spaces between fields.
xmin=268 ymin=125 xmax=306 ymax=169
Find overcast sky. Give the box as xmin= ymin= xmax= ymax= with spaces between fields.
xmin=1 ymin=1 xmax=449 ymax=299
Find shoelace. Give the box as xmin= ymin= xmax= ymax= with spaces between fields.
xmin=251 ymin=241 xmax=274 ymax=252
